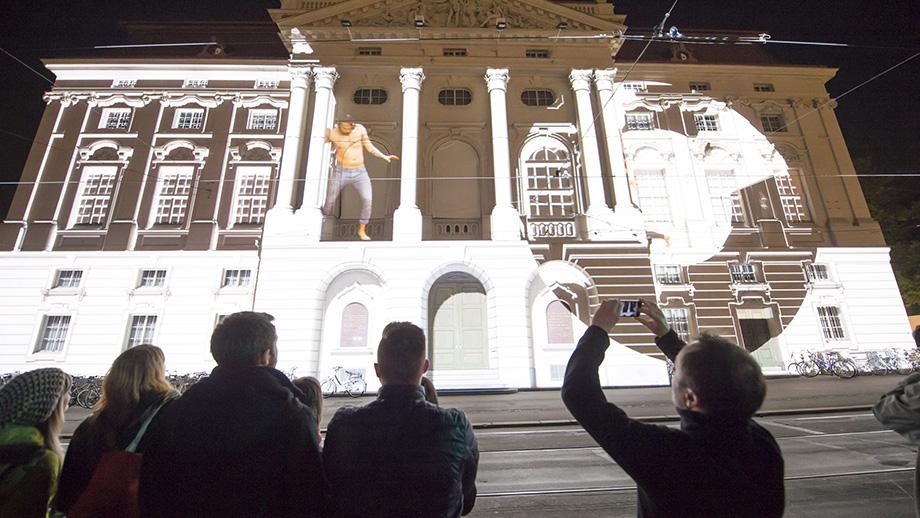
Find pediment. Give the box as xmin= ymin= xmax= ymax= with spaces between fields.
xmin=276 ymin=0 xmax=625 ymax=32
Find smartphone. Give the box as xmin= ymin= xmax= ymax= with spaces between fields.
xmin=620 ymin=300 xmax=641 ymax=317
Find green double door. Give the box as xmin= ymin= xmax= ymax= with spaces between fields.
xmin=430 ymin=282 xmax=489 ymax=370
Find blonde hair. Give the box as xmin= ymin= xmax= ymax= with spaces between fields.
xmin=36 ymin=374 xmax=72 ymax=458
xmin=292 ymin=376 xmax=323 ymax=423
xmin=91 ymin=345 xmax=174 ymax=428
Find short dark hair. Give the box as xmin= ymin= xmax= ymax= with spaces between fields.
xmin=677 ymin=332 xmax=766 ymax=418
xmin=210 ymin=312 xmax=276 ymax=368
xmin=377 ymin=322 xmax=426 ymax=382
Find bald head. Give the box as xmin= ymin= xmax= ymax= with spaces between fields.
xmin=375 ymin=322 xmax=428 ymax=385
xmin=673 ymin=333 xmax=766 ymax=418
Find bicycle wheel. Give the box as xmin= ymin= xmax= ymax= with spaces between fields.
xmin=871 ymin=361 xmax=889 ymax=376
xmin=801 ymin=361 xmax=820 ymax=378
xmin=77 ymin=388 xmax=100 ymax=409
xmin=345 ymin=378 xmax=366 ymax=398
xmin=835 ymin=359 xmax=858 ymax=379
xmin=321 ymin=378 xmax=336 ymax=398
xmin=896 ymin=359 xmax=913 ymax=376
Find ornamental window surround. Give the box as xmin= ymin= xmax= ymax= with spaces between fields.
xmin=232 ymin=166 xmax=272 ymax=225
xmin=817 ymin=306 xmax=846 ymax=340
xmin=150 ymin=165 xmax=195 ymax=226
xmin=173 ymin=109 xmax=204 ymax=130
xmin=626 ymin=113 xmax=654 ymax=131
xmin=54 ymin=269 xmax=83 ymax=288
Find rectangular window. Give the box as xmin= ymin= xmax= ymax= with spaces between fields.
xmin=694 ymin=114 xmax=720 ymax=132
xmin=805 ymin=263 xmax=830 ymax=282
xmin=154 ymin=167 xmax=193 ymax=225
xmin=730 ymin=264 xmax=758 ymax=284
xmin=183 ymin=79 xmax=208 ymax=88
xmin=255 ymin=79 xmax=280 ymax=89
xmin=817 ymin=306 xmax=846 ymax=340
xmin=357 ymin=47 xmax=381 ymax=56
xmin=754 ymin=83 xmax=775 ymax=92
xmin=247 ymin=109 xmax=278 ymax=130
xmin=75 ymin=167 xmax=117 ymax=225
xmin=99 ymin=108 xmax=132 ymax=130
xmin=443 ymin=48 xmax=467 ymax=56
xmin=633 ymin=169 xmax=671 ymax=223
xmin=233 ymin=167 xmax=271 ymax=225
xmin=626 ymin=113 xmax=654 ymax=131
xmin=774 ymin=171 xmax=807 ymax=222
xmin=173 ymin=109 xmax=204 ymax=129
xmin=706 ymin=170 xmax=744 ymax=224
xmin=525 ymin=49 xmax=550 ymax=58
xmin=761 ymin=115 xmax=786 ymax=133
xmin=663 ymin=308 xmax=692 ymax=343
xmin=37 ymin=315 xmax=71 ymax=352
xmin=127 ymin=315 xmax=157 ymax=348
xmin=655 ymin=265 xmax=682 ymax=284
xmin=139 ymin=269 xmax=167 ymax=288
xmin=622 ymin=82 xmax=646 ymax=92
xmin=689 ymin=82 xmax=711 ymax=91
xmin=55 ymin=270 xmax=83 ymax=288
xmin=223 ymin=269 xmax=252 ymax=287
xmin=112 ymin=79 xmax=137 ymax=88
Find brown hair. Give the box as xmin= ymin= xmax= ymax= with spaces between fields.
xmin=292 ymin=376 xmax=323 ymax=423
xmin=91 ymin=345 xmax=174 ymax=428
xmin=420 ymin=376 xmax=439 ymax=406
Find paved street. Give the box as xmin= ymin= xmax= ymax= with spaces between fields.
xmin=62 ymin=374 xmax=918 ymax=516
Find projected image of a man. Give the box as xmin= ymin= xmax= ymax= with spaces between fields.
xmin=324 ymin=114 xmax=398 ymax=241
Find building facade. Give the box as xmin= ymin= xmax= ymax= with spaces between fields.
xmin=0 ymin=0 xmax=912 ymax=389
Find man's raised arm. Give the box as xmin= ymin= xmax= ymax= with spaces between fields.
xmin=360 ymin=126 xmax=399 ymax=162
xmin=635 ymin=297 xmax=685 ymax=361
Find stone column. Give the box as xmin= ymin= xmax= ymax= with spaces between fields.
xmin=393 ymin=68 xmax=425 ymax=241
xmin=569 ymin=70 xmax=615 ymax=223
xmin=271 ymin=66 xmax=311 ymax=214
xmin=485 ymin=68 xmax=522 ymax=241
xmin=298 ymin=67 xmax=339 ymax=239
xmin=594 ymin=69 xmax=640 ymax=216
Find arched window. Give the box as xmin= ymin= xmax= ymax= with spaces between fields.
xmin=545 ymin=300 xmax=574 ymax=344
xmin=521 ymin=140 xmax=576 ymax=218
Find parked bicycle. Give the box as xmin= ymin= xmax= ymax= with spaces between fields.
xmin=321 ymin=366 xmax=367 ymax=398
xmin=799 ymin=350 xmax=858 ymax=379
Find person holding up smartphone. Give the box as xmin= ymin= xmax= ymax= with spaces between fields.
xmin=561 ymin=297 xmax=785 ymax=518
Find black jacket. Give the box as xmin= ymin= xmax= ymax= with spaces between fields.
xmin=561 ymin=327 xmax=785 ymax=518
xmin=55 ymin=390 xmax=177 ymax=513
xmin=323 ymin=385 xmax=478 ymax=518
xmin=138 ymin=366 xmax=330 ymax=517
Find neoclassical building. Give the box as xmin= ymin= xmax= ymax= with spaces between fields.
xmin=0 ymin=0 xmax=912 ymax=389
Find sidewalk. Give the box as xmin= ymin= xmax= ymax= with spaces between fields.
xmin=62 ymin=374 xmax=899 ymax=435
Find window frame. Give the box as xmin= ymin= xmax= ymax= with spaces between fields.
xmin=817 ymin=306 xmax=846 ymax=341
xmin=357 ymin=47 xmax=382 ymax=56
xmin=438 ymin=88 xmax=472 ymax=106
xmin=173 ymin=108 xmax=205 ymax=130
xmin=99 ymin=108 xmax=132 ymax=130
xmin=442 ymin=48 xmax=468 ymax=57
xmin=183 ymin=79 xmax=209 ymax=88
xmin=125 ymin=314 xmax=158 ymax=349
xmin=112 ymin=79 xmax=137 ymax=88
xmin=54 ymin=269 xmax=84 ymax=289
xmin=654 ymin=265 xmax=683 ymax=284
xmin=754 ymin=83 xmax=775 ymax=93
xmin=353 ymin=88 xmax=388 ymax=106
xmin=689 ymin=81 xmax=711 ymax=91
xmin=805 ymin=263 xmax=831 ymax=283
xmin=71 ymin=165 xmax=119 ymax=227
xmin=520 ymin=89 xmax=555 ymax=107
xmin=231 ymin=166 xmax=273 ymax=226
xmin=254 ymin=79 xmax=280 ymax=89
xmin=694 ymin=114 xmax=720 ymax=132
xmin=626 ymin=113 xmax=655 ymax=131
xmin=35 ymin=315 xmax=72 ymax=354
xmin=705 ymin=170 xmax=744 ymax=225
xmin=525 ymin=49 xmax=550 ymax=58
xmin=138 ymin=269 xmax=168 ymax=288
xmin=663 ymin=308 xmax=692 ymax=343
xmin=247 ymin=109 xmax=279 ymax=130
xmin=633 ymin=169 xmax=672 ymax=223
xmin=761 ymin=114 xmax=787 ymax=133
xmin=729 ymin=264 xmax=758 ymax=284
xmin=151 ymin=165 xmax=195 ymax=226
xmin=622 ymin=82 xmax=647 ymax=92
xmin=222 ymin=269 xmax=253 ymax=288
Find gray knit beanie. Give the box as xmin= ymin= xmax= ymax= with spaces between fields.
xmin=0 ymin=368 xmax=68 ymax=427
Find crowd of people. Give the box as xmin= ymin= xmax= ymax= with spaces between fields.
xmin=1 ymin=298 xmax=915 ymax=517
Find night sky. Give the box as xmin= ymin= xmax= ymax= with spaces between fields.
xmin=1 ymin=0 xmax=918 ymax=220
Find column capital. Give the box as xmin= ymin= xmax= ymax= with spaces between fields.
xmin=288 ymin=66 xmax=313 ymax=88
xmin=399 ymin=68 xmax=426 ymax=92
xmin=569 ymin=69 xmax=594 ymax=92
xmin=313 ymin=67 xmax=339 ymax=90
xmin=484 ymin=68 xmax=510 ymax=92
xmin=593 ymin=68 xmax=618 ymax=91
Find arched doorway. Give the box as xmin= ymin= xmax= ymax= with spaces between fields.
xmin=428 ymin=273 xmax=489 ymax=370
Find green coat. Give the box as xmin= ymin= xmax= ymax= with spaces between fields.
xmin=0 ymin=425 xmax=61 ymax=518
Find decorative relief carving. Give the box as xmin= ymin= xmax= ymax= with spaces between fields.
xmin=593 ymin=68 xmax=618 ymax=91
xmin=399 ymin=68 xmax=426 ymax=92
xmin=484 ymin=68 xmax=509 ymax=91
xmin=317 ymin=0 xmax=597 ymax=30
xmin=568 ymin=69 xmax=593 ymax=92
xmin=313 ymin=67 xmax=340 ymax=90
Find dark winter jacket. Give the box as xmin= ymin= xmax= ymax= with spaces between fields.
xmin=138 ymin=366 xmax=330 ymax=517
xmin=561 ymin=326 xmax=785 ymax=518
xmin=323 ymin=385 xmax=478 ymax=518
xmin=54 ymin=390 xmax=178 ymax=514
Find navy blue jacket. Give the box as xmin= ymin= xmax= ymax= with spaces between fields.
xmin=323 ymin=385 xmax=478 ymax=518
xmin=561 ymin=327 xmax=785 ymax=518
